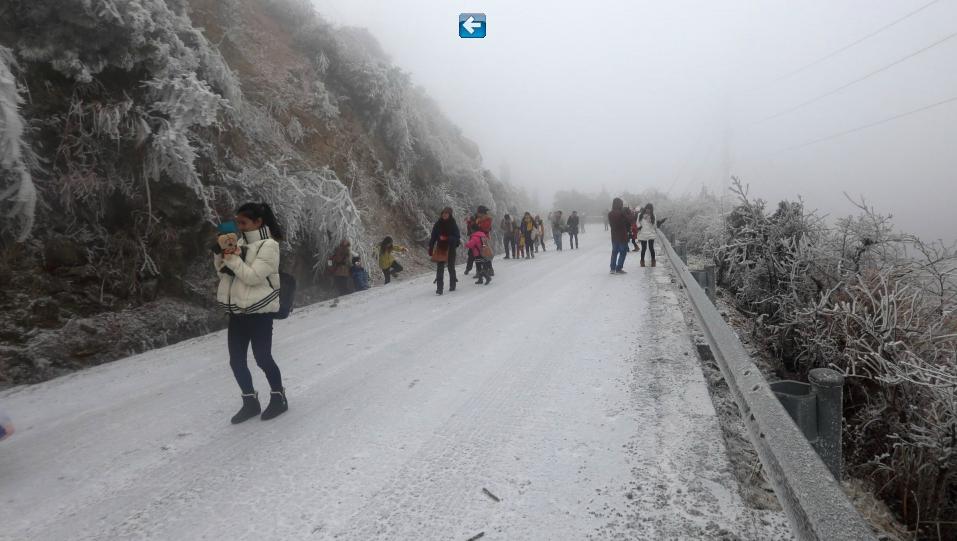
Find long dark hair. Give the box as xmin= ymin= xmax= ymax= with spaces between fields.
xmin=436 ymin=207 xmax=457 ymax=234
xmin=640 ymin=203 xmax=655 ymax=224
xmin=380 ymin=236 xmax=393 ymax=252
xmin=237 ymin=202 xmax=284 ymax=240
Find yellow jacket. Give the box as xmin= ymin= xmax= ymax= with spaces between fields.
xmin=378 ymin=244 xmax=407 ymax=269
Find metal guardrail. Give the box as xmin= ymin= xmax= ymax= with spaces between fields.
xmin=658 ymin=234 xmax=875 ymax=541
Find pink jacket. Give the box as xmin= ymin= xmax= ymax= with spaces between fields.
xmin=465 ymin=230 xmax=488 ymax=257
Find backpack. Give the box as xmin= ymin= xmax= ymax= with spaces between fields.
xmin=480 ymin=235 xmax=493 ymax=259
xmin=269 ymin=272 xmax=297 ymax=320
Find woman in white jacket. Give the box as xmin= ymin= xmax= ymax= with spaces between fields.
xmin=214 ymin=202 xmax=288 ymax=424
xmin=636 ymin=203 xmax=657 ymax=267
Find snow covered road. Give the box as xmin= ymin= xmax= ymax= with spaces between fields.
xmin=0 ymin=240 xmax=788 ymax=540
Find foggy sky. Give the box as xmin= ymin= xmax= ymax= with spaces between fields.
xmin=310 ymin=1 xmax=957 ymax=241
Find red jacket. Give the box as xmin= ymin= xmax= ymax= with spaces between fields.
xmin=465 ymin=230 xmax=489 ymax=257
xmin=474 ymin=213 xmax=493 ymax=234
xmin=608 ymin=209 xmax=632 ymax=244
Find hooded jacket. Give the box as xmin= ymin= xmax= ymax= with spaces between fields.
xmin=214 ymin=226 xmax=281 ymax=315
xmin=608 ymin=200 xmax=632 ymax=244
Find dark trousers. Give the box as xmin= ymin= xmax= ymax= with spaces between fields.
xmin=474 ymin=257 xmax=491 ymax=279
xmin=465 ymin=251 xmax=475 ymax=274
xmin=569 ymin=232 xmax=579 ymax=249
xmin=640 ymin=239 xmax=656 ymax=261
xmin=333 ymin=275 xmax=350 ymax=295
xmin=611 ymin=241 xmax=629 ymax=271
xmin=228 ymin=313 xmax=283 ymax=394
xmin=524 ymin=233 xmax=534 ymax=258
xmin=554 ymin=233 xmax=563 ymax=250
xmin=436 ymin=247 xmax=457 ymax=286
xmin=503 ymin=237 xmax=515 ymax=258
xmin=539 ymin=235 xmax=546 ymax=251
xmin=383 ymin=261 xmax=403 ymax=284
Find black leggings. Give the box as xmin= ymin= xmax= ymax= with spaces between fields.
xmin=436 ymin=246 xmax=457 ymax=285
xmin=524 ymin=232 xmax=534 ymax=258
xmin=640 ymin=239 xmax=656 ymax=261
xmin=228 ymin=313 xmax=283 ymax=394
xmin=383 ymin=261 xmax=403 ymax=284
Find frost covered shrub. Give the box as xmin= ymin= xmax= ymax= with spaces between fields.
xmin=708 ymin=178 xmax=957 ymax=534
xmin=0 ymin=46 xmax=36 ymax=242
xmin=227 ymin=162 xmax=367 ymax=277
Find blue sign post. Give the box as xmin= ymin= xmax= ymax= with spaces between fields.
xmin=459 ymin=13 xmax=486 ymax=39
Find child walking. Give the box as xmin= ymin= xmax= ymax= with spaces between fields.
xmin=465 ymin=228 xmax=493 ymax=285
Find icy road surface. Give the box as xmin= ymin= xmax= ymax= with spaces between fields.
xmin=0 ymin=241 xmax=789 ymax=540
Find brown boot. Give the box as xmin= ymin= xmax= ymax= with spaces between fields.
xmin=651 ymin=260 xmax=656 ymax=267
xmin=640 ymin=260 xmax=646 ymax=267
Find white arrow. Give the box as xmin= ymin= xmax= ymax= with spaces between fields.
xmin=463 ymin=16 xmax=481 ymax=34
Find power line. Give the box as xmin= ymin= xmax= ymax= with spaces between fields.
xmin=770 ymin=94 xmax=957 ymax=154
xmin=759 ymin=29 xmax=957 ymax=123
xmin=774 ymin=0 xmax=943 ymax=82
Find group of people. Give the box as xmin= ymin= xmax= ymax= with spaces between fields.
xmin=326 ymin=239 xmax=372 ymax=295
xmin=608 ymin=199 xmax=660 ymax=274
xmin=500 ymin=212 xmax=545 ymax=259
xmin=0 ymin=198 xmax=656 ymax=436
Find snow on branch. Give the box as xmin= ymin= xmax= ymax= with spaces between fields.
xmin=0 ymin=47 xmax=36 ymax=242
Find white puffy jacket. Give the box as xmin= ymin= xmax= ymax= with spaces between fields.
xmin=637 ymin=215 xmax=657 ymax=241
xmin=214 ymin=226 xmax=281 ymax=315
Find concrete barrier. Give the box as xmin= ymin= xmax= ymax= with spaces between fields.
xmin=659 ymin=235 xmax=874 ymax=541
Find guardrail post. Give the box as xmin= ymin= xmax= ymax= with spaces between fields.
xmin=674 ymin=241 xmax=688 ymax=264
xmin=809 ymin=368 xmax=844 ymax=480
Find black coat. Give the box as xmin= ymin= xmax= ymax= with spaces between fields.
xmin=430 ymin=218 xmax=461 ymax=251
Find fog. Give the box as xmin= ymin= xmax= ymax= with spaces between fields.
xmin=311 ymin=0 xmax=957 ymax=241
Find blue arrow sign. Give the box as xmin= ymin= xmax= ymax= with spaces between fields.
xmin=459 ymin=13 xmax=486 ymax=39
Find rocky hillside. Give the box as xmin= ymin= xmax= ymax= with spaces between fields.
xmin=0 ymin=0 xmax=528 ymax=384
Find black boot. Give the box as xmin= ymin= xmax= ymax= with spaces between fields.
xmin=449 ymin=277 xmax=457 ymax=292
xmin=484 ymin=274 xmax=492 ymax=285
xmin=436 ymin=279 xmax=444 ymax=295
xmin=261 ymin=389 xmax=288 ymax=420
xmin=231 ymin=392 xmax=261 ymax=424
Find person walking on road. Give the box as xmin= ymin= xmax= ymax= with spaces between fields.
xmin=567 ymin=211 xmax=580 ymax=249
xmin=637 ymin=203 xmax=658 ymax=267
xmin=501 ymin=214 xmax=516 ymax=259
xmin=429 ymin=207 xmax=461 ymax=295
xmin=520 ymin=212 xmax=536 ymax=259
xmin=551 ymin=211 xmax=564 ymax=251
xmin=466 ymin=205 xmax=493 ymax=275
xmin=465 ymin=227 xmax=493 ymax=285
xmin=214 ymin=202 xmax=288 ymax=424
xmin=535 ymin=215 xmax=547 ymax=252
xmin=378 ymin=236 xmax=406 ymax=284
xmin=608 ymin=198 xmax=631 ymax=274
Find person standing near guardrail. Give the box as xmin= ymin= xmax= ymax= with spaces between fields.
xmin=636 ymin=203 xmax=657 ymax=267
xmin=608 ymin=198 xmax=631 ymax=274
